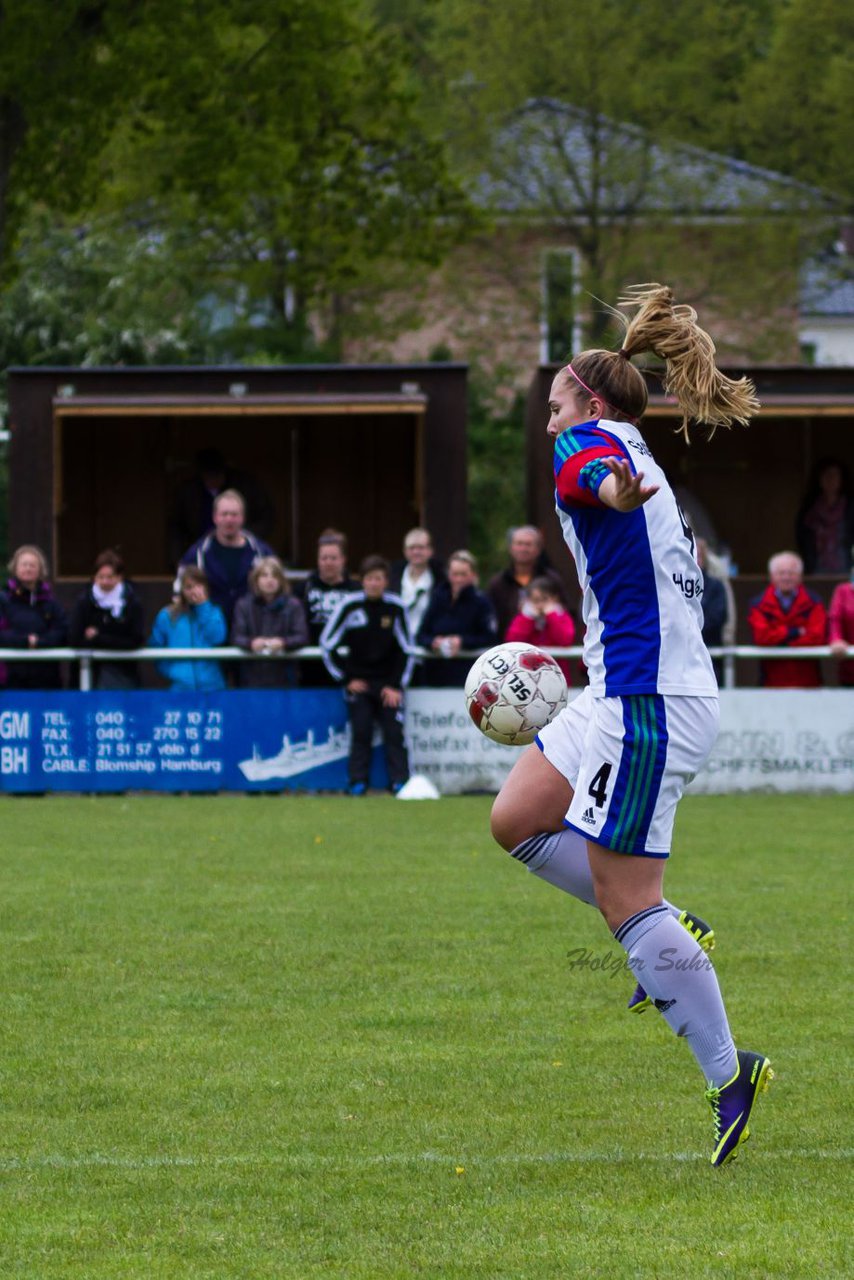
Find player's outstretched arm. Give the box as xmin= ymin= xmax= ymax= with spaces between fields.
xmin=598 ymin=457 xmax=659 ymax=512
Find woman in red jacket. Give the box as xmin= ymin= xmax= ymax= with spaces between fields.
xmin=505 ymin=576 xmax=575 ymax=682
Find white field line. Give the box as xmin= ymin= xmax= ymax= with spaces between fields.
xmin=0 ymin=1149 xmax=849 ymax=1173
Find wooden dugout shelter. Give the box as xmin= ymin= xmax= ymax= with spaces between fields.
xmin=6 ymin=363 xmax=468 ymax=618
xmin=525 ymin=364 xmax=854 ymax=635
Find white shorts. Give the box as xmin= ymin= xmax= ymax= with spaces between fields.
xmin=535 ymin=687 xmax=719 ymax=858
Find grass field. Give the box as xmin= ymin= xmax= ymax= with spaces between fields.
xmin=0 ymin=793 xmax=850 ymax=1278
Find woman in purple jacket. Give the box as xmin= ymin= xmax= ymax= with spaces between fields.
xmin=0 ymin=545 xmax=68 ymax=689
xmin=231 ymin=557 xmax=309 ymax=687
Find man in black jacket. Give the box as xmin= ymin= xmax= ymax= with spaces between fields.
xmin=179 ymin=490 xmax=273 ymax=627
xmin=320 ymin=556 xmax=415 ymax=795
xmin=487 ymin=525 xmax=570 ymax=639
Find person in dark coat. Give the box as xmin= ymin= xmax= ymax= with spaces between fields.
xmin=417 ymin=550 xmax=497 ymax=686
xmin=296 ymin=529 xmax=361 ymax=643
xmin=795 ymin=456 xmax=854 ymax=575
xmin=295 ymin=529 xmax=360 ymax=688
xmin=0 ymin=545 xmax=68 ymax=689
xmin=69 ymin=550 xmax=146 ymax=690
xmin=696 ymin=539 xmax=728 ymax=683
xmin=231 ymin=557 xmax=309 ymax=688
xmin=487 ymin=525 xmax=571 ymax=638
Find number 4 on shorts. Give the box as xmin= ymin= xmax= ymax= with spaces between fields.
xmin=588 ymin=762 xmax=612 ymax=808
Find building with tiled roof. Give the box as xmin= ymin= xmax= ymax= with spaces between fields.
xmin=343 ymin=99 xmax=843 ymax=386
xmin=481 ymin=99 xmax=835 ymax=219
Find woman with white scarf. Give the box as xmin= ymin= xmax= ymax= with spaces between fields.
xmin=69 ymin=550 xmax=146 ymax=689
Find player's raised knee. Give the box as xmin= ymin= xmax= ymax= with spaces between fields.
xmin=490 ymin=790 xmax=519 ymax=851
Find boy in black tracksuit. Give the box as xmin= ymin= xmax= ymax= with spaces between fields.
xmin=320 ymin=556 xmax=416 ymax=794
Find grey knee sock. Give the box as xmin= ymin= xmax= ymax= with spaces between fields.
xmin=510 ymin=831 xmax=683 ymax=921
xmin=510 ymin=829 xmax=598 ymax=905
xmin=614 ymin=905 xmax=737 ymax=1086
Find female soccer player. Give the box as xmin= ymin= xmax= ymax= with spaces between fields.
xmin=491 ymin=284 xmax=771 ymax=1167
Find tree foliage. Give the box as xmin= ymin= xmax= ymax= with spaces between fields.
xmin=384 ymin=0 xmax=848 ymax=197
xmin=2 ymin=0 xmax=847 ymax=350
xmin=115 ymin=3 xmax=475 ymax=310
xmin=0 ymin=0 xmax=477 ymax=351
xmin=390 ymin=0 xmax=777 ymax=157
xmin=736 ymin=0 xmax=854 ymax=200
xmin=0 ymin=213 xmax=209 ymax=372
xmin=0 ymin=1 xmax=133 ymax=268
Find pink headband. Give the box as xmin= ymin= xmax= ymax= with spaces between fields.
xmin=564 ymin=364 xmax=597 ymax=398
xmin=562 ymin=360 xmax=638 ymax=424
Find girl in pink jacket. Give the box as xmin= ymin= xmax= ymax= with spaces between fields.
xmin=829 ymin=575 xmax=854 ymax=686
xmin=505 ymin=576 xmax=575 ymax=682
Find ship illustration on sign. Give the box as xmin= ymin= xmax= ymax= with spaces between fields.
xmin=238 ymin=726 xmax=351 ymax=782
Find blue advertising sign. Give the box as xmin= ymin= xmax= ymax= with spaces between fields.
xmin=0 ymin=691 xmax=389 ymax=793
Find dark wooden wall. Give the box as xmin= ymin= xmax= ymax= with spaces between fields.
xmin=53 ymin=410 xmax=420 ymax=577
xmin=8 ymin=363 xmax=468 ymax=622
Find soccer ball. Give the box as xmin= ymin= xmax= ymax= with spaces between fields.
xmin=464 ymin=642 xmax=568 ymax=746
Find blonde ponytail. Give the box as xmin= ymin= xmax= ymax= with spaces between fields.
xmin=618 ymin=284 xmax=760 ymax=440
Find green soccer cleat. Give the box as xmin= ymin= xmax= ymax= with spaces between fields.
xmin=627 ymin=909 xmax=716 ymax=1014
xmin=705 ymin=1049 xmax=774 ymax=1168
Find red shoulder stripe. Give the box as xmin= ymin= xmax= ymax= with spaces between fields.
xmin=556 ymin=443 xmax=624 ymax=507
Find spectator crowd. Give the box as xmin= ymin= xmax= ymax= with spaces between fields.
xmin=1 ymin=457 xmax=853 ymax=706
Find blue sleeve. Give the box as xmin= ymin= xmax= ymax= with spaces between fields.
xmin=149 ymin=609 xmax=173 ymax=677
xmin=194 ymin=602 xmax=227 ymax=645
xmin=149 ymin=609 xmax=169 ymax=647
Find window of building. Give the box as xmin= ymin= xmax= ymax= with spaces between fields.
xmin=540 ymin=249 xmax=579 ymax=364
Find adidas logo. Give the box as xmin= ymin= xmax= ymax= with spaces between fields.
xmin=581 ymin=807 xmax=596 ymax=825
xmin=653 ymin=998 xmax=676 ymax=1012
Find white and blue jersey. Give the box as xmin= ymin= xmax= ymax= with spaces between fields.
xmin=553 ymin=418 xmax=717 ymax=699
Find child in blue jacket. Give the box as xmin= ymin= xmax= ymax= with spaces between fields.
xmin=149 ymin=567 xmax=227 ymax=691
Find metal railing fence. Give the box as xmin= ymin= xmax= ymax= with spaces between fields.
xmin=0 ymin=645 xmax=848 ymax=691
